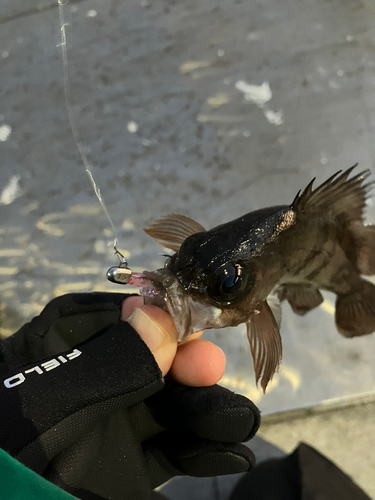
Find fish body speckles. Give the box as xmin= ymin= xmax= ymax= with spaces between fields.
xmin=143 ymin=165 xmax=375 ymax=391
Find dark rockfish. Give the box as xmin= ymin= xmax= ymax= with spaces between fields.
xmin=143 ymin=166 xmax=375 ymax=391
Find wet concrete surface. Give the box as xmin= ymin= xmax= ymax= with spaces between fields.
xmin=1 ymin=0 xmax=375 ymax=417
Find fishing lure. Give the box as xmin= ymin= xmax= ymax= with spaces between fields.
xmin=107 ymin=245 xmax=160 ymax=298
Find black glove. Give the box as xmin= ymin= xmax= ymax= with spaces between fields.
xmin=0 ymin=293 xmax=260 ymax=500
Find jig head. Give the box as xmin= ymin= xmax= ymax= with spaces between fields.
xmin=106 ymin=243 xmax=160 ymax=297
xmin=106 ymin=244 xmax=132 ymax=285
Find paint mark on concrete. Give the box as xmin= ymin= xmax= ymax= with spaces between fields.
xmin=53 ymin=282 xmax=93 ymax=296
xmin=21 ymin=202 xmax=39 ymax=214
xmin=122 ymin=219 xmax=135 ymax=230
xmin=35 ymin=205 xmax=108 ymax=237
xmin=0 ymin=175 xmax=22 ymax=205
xmin=279 ymin=365 xmax=301 ymax=390
xmin=69 ymin=204 xmax=101 ymax=215
xmin=93 ymin=281 xmax=125 ymax=292
xmin=191 ymin=68 xmax=218 ymax=80
xmin=206 ymin=93 xmax=229 ymax=107
xmin=197 ymin=114 xmax=245 ymax=123
xmin=220 ymin=375 xmax=263 ymax=403
xmin=264 ymin=109 xmax=284 ymax=125
xmin=179 ymin=60 xmax=211 ymax=74
xmin=0 ymin=249 xmax=26 ymax=257
xmin=14 ymin=234 xmax=32 ymax=246
xmin=0 ymin=227 xmax=22 ymax=235
xmin=235 ymin=80 xmax=272 ymax=107
xmin=0 ymin=124 xmax=12 ymax=141
xmin=221 ymin=361 xmax=301 ymax=401
xmin=0 ymin=328 xmax=13 ymax=338
xmin=127 ymin=121 xmax=139 ymax=133
xmin=111 ymin=247 xmax=130 ymax=259
xmin=0 ymin=267 xmax=19 ymax=275
xmin=222 ymin=129 xmax=251 ymax=137
xmin=0 ymin=281 xmax=16 ymax=292
xmin=94 ymin=240 xmax=106 ymax=254
xmin=36 ymin=213 xmax=69 ymax=236
xmin=22 ymin=302 xmax=45 ymax=315
xmin=47 ymin=264 xmax=102 ymax=275
xmin=321 ymin=300 xmax=335 ymax=316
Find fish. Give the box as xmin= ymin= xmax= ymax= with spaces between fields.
xmin=142 ymin=165 xmax=375 ymax=391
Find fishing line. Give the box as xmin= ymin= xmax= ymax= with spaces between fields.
xmin=57 ymin=0 xmax=118 ymax=244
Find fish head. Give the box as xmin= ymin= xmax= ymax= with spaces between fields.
xmin=143 ymin=253 xmax=258 ymax=343
xmin=143 ymin=206 xmax=295 ymax=342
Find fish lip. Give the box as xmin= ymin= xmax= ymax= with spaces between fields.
xmin=143 ymin=269 xmax=194 ymax=342
xmin=143 ymin=269 xmax=226 ymax=340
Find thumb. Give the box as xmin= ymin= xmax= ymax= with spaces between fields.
xmin=122 ymin=300 xmax=178 ymax=376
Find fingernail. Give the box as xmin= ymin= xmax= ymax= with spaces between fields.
xmin=127 ymin=307 xmax=169 ymax=352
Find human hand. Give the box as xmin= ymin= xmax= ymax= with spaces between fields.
xmin=0 ymin=293 xmax=260 ymax=500
xmin=122 ymin=295 xmax=226 ymax=386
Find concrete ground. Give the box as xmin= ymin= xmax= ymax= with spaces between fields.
xmin=1 ymin=0 xmax=375 ymax=497
xmin=259 ymin=396 xmax=375 ymax=499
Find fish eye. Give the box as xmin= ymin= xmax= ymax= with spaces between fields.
xmin=208 ymin=264 xmax=245 ymax=302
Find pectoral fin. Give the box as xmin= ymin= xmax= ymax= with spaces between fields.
xmin=143 ymin=214 xmax=206 ymax=252
xmin=246 ymin=301 xmax=283 ymax=392
xmin=277 ymin=284 xmax=323 ymax=316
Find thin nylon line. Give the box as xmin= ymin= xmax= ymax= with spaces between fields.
xmin=57 ymin=0 xmax=117 ymax=240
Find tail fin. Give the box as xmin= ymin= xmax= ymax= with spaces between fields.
xmin=350 ymin=222 xmax=375 ymax=275
xmin=335 ymin=279 xmax=375 ymax=337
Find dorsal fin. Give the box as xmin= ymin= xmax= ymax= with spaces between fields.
xmin=143 ymin=214 xmax=206 ymax=252
xmin=291 ymin=164 xmax=374 ymax=224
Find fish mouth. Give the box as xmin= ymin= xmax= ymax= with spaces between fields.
xmin=142 ymin=269 xmax=193 ymax=342
xmin=142 ymin=269 xmax=221 ymax=343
